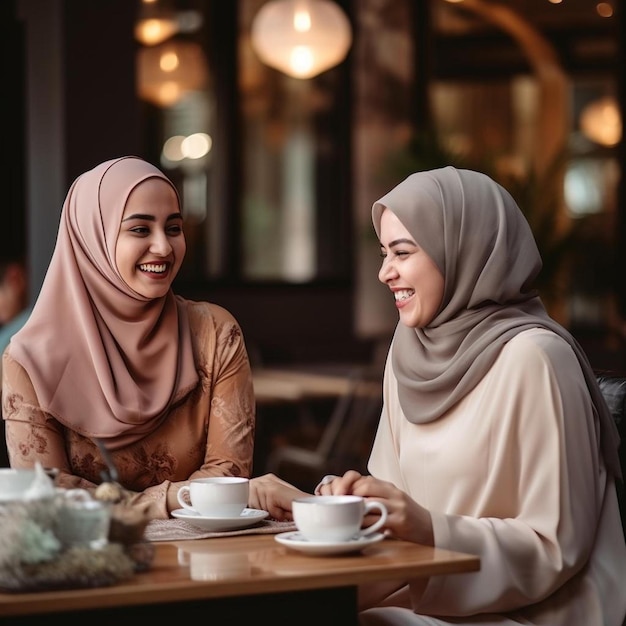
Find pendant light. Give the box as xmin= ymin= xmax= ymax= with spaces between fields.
xmin=137 ymin=41 xmax=208 ymax=108
xmin=250 ymin=0 xmax=352 ymax=79
xmin=135 ymin=0 xmax=179 ymax=46
xmin=580 ymin=96 xmax=622 ymax=147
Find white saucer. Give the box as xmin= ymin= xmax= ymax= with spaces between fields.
xmin=274 ymin=531 xmax=385 ymax=556
xmin=172 ymin=508 xmax=269 ymax=531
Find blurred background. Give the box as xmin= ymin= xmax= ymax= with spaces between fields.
xmin=1 ymin=0 xmax=624 ymax=481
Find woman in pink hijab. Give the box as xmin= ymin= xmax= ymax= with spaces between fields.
xmin=2 ymin=156 xmax=255 ymax=519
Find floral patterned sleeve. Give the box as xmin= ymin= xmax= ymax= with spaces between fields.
xmin=149 ymin=300 xmax=257 ymax=515
xmin=181 ymin=300 xmax=256 ymax=477
xmin=201 ymin=304 xmax=256 ymax=475
xmin=2 ymin=350 xmax=74 ymax=474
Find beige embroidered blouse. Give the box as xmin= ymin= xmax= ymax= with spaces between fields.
xmin=2 ymin=298 xmax=256 ymax=520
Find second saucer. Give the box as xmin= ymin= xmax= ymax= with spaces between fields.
xmin=172 ymin=507 xmax=269 ymax=531
xmin=274 ymin=530 xmax=385 ymax=556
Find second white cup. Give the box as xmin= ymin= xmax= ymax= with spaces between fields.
xmin=292 ymin=494 xmax=387 ymax=543
xmin=177 ymin=477 xmax=249 ymax=517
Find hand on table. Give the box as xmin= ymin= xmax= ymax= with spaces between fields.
xmin=317 ymin=470 xmax=434 ymax=546
xmin=249 ymin=473 xmax=311 ymax=521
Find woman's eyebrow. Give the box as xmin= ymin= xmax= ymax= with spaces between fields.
xmin=121 ymin=212 xmax=182 ymax=222
xmin=388 ymin=237 xmax=417 ymax=247
xmin=122 ymin=213 xmax=154 ymax=222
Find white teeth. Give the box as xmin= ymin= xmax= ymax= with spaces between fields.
xmin=394 ymin=289 xmax=414 ymax=302
xmin=139 ymin=263 xmax=167 ymax=273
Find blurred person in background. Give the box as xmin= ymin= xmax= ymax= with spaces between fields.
xmin=0 ymin=255 xmax=31 ymax=366
xmin=0 ymin=254 xmax=31 ymax=466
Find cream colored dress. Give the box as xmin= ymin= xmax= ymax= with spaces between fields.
xmin=361 ymin=328 xmax=626 ymax=626
xmin=2 ymin=299 xmax=256 ymax=520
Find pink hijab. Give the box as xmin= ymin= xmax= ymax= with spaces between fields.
xmin=372 ymin=166 xmax=621 ymax=479
xmin=9 ymin=156 xmax=199 ymax=449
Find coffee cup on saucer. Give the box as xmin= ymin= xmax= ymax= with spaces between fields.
xmin=292 ymin=494 xmax=387 ymax=543
xmin=177 ymin=477 xmax=249 ymax=517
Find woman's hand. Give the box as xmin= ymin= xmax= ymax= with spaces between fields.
xmin=318 ymin=470 xmax=434 ymax=546
xmin=249 ymin=473 xmax=311 ymax=521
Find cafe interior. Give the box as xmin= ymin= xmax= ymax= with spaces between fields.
xmin=0 ymin=1 xmax=625 ymax=622
xmin=2 ymin=0 xmax=625 ymax=484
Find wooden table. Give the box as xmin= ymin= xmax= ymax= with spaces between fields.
xmin=0 ymin=534 xmax=480 ymax=625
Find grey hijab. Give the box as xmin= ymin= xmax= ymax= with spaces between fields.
xmin=372 ymin=166 xmax=621 ymax=479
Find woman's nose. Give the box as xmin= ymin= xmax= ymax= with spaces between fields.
xmin=378 ymin=258 xmax=397 ymax=284
xmin=149 ymin=231 xmax=172 ymax=255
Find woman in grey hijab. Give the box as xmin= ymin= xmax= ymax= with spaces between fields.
xmin=321 ymin=167 xmax=625 ymax=625
xmin=251 ymin=166 xmax=625 ymax=625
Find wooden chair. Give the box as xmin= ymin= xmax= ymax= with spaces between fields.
xmin=595 ymin=372 xmax=626 ymax=537
xmin=265 ymin=369 xmax=382 ymax=492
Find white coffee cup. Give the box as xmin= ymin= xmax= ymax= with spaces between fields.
xmin=292 ymin=494 xmax=388 ymax=543
xmin=177 ymin=477 xmax=249 ymax=517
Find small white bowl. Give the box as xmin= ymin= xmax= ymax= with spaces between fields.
xmin=0 ymin=468 xmax=36 ymax=502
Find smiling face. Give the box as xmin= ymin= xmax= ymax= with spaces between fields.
xmin=378 ymin=208 xmax=444 ymax=329
xmin=115 ymin=177 xmax=185 ymax=299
